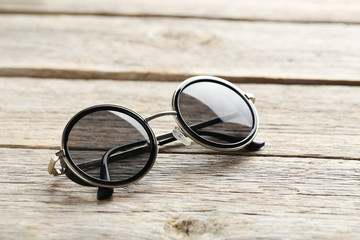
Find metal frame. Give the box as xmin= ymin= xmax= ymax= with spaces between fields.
xmin=59 ymin=105 xmax=158 ymax=188
xmin=49 ymin=75 xmax=261 ymax=191
xmin=172 ymin=75 xmax=259 ymax=151
xmin=145 ymin=111 xmax=177 ymax=122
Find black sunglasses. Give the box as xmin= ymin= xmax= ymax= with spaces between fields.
xmin=48 ymin=76 xmax=265 ymax=200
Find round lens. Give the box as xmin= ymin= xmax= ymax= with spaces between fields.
xmin=176 ymin=79 xmax=256 ymax=149
xmin=64 ymin=106 xmax=156 ymax=185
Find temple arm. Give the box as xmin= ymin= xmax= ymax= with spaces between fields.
xmin=92 ymin=114 xmax=264 ymax=199
xmin=79 ymin=130 xmax=264 ymax=172
xmin=96 ymin=141 xmax=150 ymax=200
xmin=94 ymin=134 xmax=264 ymax=200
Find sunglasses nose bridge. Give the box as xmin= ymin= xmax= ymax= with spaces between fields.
xmin=145 ymin=111 xmax=177 ymax=122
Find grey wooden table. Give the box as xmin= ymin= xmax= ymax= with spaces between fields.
xmin=0 ymin=1 xmax=359 ymax=239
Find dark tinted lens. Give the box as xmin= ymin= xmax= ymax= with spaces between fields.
xmin=178 ymin=81 xmax=254 ymax=145
xmin=66 ymin=109 xmax=153 ymax=182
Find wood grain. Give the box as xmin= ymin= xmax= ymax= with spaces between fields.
xmin=1 ymin=1 xmax=359 ymax=237
xmin=1 ymin=15 xmax=360 ymax=84
xmin=0 ymin=148 xmax=359 ymax=239
xmin=1 ymin=0 xmax=360 ymax=24
xmin=1 ymin=78 xmax=359 ymax=160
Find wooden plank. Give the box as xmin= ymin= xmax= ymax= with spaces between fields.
xmin=1 ymin=78 xmax=359 ymax=160
xmin=0 ymin=15 xmax=360 ymax=84
xmin=1 ymin=0 xmax=360 ymax=24
xmin=0 ymin=148 xmax=359 ymax=239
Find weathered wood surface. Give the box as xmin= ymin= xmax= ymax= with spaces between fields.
xmin=1 ymin=78 xmax=359 ymax=160
xmin=1 ymin=15 xmax=360 ymax=84
xmin=1 ymin=0 xmax=360 ymax=24
xmin=1 ymin=0 xmax=360 ymax=238
xmin=1 ymin=149 xmax=360 ymax=239
xmin=0 ymin=77 xmax=360 ymax=239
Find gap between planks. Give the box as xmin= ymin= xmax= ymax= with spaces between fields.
xmin=1 ymin=0 xmax=360 ymax=24
xmin=1 ymin=144 xmax=360 ymax=162
xmin=1 ymin=15 xmax=360 ymax=84
xmin=1 ymin=10 xmax=360 ymax=25
xmin=2 ymin=69 xmax=360 ymax=86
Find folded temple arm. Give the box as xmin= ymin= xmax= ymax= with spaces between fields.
xmin=73 ymin=113 xmax=265 ymax=200
xmin=94 ymin=134 xmax=264 ymax=200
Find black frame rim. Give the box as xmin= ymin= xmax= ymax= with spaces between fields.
xmin=172 ymin=76 xmax=259 ymax=151
xmin=61 ymin=105 xmax=158 ymax=188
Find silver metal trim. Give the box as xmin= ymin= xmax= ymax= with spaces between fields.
xmin=48 ymin=150 xmax=66 ymax=176
xmin=53 ymin=76 xmax=262 ymax=189
xmin=60 ymin=107 xmax=159 ymax=188
xmin=145 ymin=111 xmax=177 ymax=122
xmin=171 ymin=75 xmax=260 ymax=152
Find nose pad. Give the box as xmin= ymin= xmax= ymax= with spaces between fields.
xmin=172 ymin=126 xmax=192 ymax=146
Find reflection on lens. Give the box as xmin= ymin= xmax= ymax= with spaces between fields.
xmin=178 ymin=81 xmax=254 ymax=145
xmin=67 ymin=109 xmax=152 ymax=182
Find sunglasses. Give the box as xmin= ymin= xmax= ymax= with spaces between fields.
xmin=48 ymin=76 xmax=265 ymax=200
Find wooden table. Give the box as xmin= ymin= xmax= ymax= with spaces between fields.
xmin=1 ymin=1 xmax=359 ymax=239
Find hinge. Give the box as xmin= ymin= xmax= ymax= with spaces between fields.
xmin=48 ymin=150 xmax=66 ymax=176
xmin=245 ymin=92 xmax=256 ymax=103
